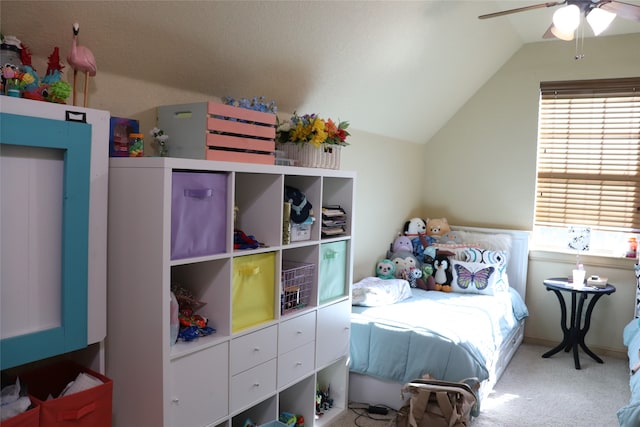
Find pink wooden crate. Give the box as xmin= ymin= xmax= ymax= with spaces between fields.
xmin=206 ymin=149 xmax=276 ymax=165
xmin=157 ymin=101 xmax=276 ymax=164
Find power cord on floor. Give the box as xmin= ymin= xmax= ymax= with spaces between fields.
xmin=348 ymin=401 xmax=396 ymax=426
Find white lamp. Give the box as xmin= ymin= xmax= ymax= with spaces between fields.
xmin=587 ymin=7 xmax=616 ymax=36
xmin=550 ymin=25 xmax=576 ymax=41
xmin=553 ymin=4 xmax=581 ymax=35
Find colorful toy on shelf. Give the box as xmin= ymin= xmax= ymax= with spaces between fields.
xmin=171 ymin=282 xmax=215 ymax=341
xmin=316 ymin=384 xmax=333 ymax=415
xmin=67 ymin=22 xmax=96 ymax=107
xmin=4 ymin=37 xmax=71 ymax=103
xmin=279 ymin=412 xmax=297 ymax=426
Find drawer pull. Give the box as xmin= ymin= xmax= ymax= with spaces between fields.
xmin=296 ymin=362 xmax=303 ymax=366
xmin=172 ymin=398 xmax=179 ymax=404
xmin=253 ymin=383 xmax=260 ymax=387
xmin=253 ymin=347 xmax=260 ymax=352
xmin=296 ymin=330 xmax=302 ymax=334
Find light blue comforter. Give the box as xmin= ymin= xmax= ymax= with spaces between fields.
xmin=350 ymin=288 xmax=528 ymax=384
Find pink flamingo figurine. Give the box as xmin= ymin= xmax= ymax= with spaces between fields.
xmin=67 ymin=22 xmax=96 ymax=107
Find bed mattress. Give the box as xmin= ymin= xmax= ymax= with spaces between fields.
xmin=350 ymin=287 xmax=528 ymax=385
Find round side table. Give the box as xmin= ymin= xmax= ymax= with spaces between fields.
xmin=542 ymin=277 xmax=616 ymax=369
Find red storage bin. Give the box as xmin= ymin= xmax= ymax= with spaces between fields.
xmin=2 ymin=396 xmax=39 ymax=427
xmin=21 ymin=361 xmax=112 ymax=427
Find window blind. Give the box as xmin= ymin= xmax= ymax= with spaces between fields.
xmin=535 ymin=78 xmax=640 ymax=232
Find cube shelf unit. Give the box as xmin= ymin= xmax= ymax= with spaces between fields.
xmin=106 ymin=157 xmax=355 ymax=427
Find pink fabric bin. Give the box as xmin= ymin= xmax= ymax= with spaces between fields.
xmin=171 ymin=171 xmax=228 ymax=260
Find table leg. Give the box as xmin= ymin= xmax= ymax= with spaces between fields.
xmin=542 ymin=288 xmax=572 ymax=359
xmin=571 ymin=292 xmax=582 ymax=369
xmin=578 ymin=293 xmax=605 ymax=364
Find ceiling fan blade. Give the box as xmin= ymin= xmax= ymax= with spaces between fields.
xmin=478 ymin=1 xmax=565 ymax=19
xmin=599 ymin=0 xmax=640 ymax=22
xmin=543 ymin=24 xmax=557 ymax=38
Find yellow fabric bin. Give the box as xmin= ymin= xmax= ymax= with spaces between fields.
xmin=318 ymin=241 xmax=347 ymax=304
xmin=232 ymin=252 xmax=276 ymax=332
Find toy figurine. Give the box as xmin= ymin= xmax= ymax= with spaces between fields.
xmin=67 ymin=22 xmax=96 ymax=107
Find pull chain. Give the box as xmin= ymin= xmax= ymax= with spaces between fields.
xmin=575 ymin=16 xmax=585 ymax=60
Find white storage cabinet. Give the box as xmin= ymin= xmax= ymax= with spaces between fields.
xmin=0 ymin=97 xmax=109 ymax=372
xmin=107 ymin=157 xmax=355 ymax=427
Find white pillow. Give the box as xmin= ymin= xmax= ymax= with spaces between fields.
xmin=352 ymin=277 xmax=412 ymax=306
xmin=450 ymin=260 xmax=499 ymax=295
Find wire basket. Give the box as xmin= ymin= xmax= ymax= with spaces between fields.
xmin=281 ymin=261 xmax=315 ymax=315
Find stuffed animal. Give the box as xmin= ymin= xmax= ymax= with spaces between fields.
xmin=421 ymin=264 xmax=437 ymax=290
xmin=403 ymin=218 xmax=433 ymax=260
xmin=376 ymin=259 xmax=396 ymax=279
xmin=389 ymin=252 xmax=420 ymax=279
xmin=426 ymin=217 xmax=451 ymax=242
xmin=403 ymin=217 xmax=427 ymax=236
xmin=439 ymin=231 xmax=459 ymax=244
xmin=402 ymin=266 xmax=424 ymax=288
xmin=390 ymin=233 xmax=413 ymax=254
xmin=432 ymin=255 xmax=453 ymax=292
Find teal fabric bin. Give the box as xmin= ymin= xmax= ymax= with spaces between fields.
xmin=319 ymin=240 xmax=347 ymax=304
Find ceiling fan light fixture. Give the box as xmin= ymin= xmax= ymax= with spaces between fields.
xmin=550 ymin=24 xmax=575 ymax=40
xmin=553 ymin=4 xmax=581 ymax=33
xmin=586 ymin=7 xmax=616 ymax=36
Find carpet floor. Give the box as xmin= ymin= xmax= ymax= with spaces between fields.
xmin=333 ymin=342 xmax=630 ymax=427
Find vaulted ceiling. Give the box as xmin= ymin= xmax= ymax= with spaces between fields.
xmin=2 ymin=1 xmax=639 ymax=144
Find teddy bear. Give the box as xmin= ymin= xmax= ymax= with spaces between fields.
xmin=426 ymin=217 xmax=451 ymax=243
xmin=375 ymin=259 xmax=396 ymax=279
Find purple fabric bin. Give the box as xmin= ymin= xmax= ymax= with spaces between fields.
xmin=171 ymin=171 xmax=228 ymax=259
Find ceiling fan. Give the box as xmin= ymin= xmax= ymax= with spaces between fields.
xmin=479 ymin=0 xmax=640 ymax=41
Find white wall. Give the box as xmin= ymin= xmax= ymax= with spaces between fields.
xmin=425 ymin=33 xmax=640 ymax=355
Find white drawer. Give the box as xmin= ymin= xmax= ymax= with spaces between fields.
xmin=277 ymin=341 xmax=315 ymax=387
xmin=278 ymin=311 xmax=316 ymax=355
xmin=230 ymin=325 xmax=277 ymax=375
xmin=230 ymin=358 xmax=277 ymax=413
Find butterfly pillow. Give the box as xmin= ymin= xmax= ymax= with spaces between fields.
xmin=450 ymin=259 xmax=499 ymax=295
xmin=462 ymin=248 xmax=509 ymax=292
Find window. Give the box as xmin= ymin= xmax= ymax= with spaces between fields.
xmin=533 ymin=77 xmax=640 ymax=256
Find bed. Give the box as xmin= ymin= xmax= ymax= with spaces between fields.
xmin=348 ymin=226 xmax=530 ymax=412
